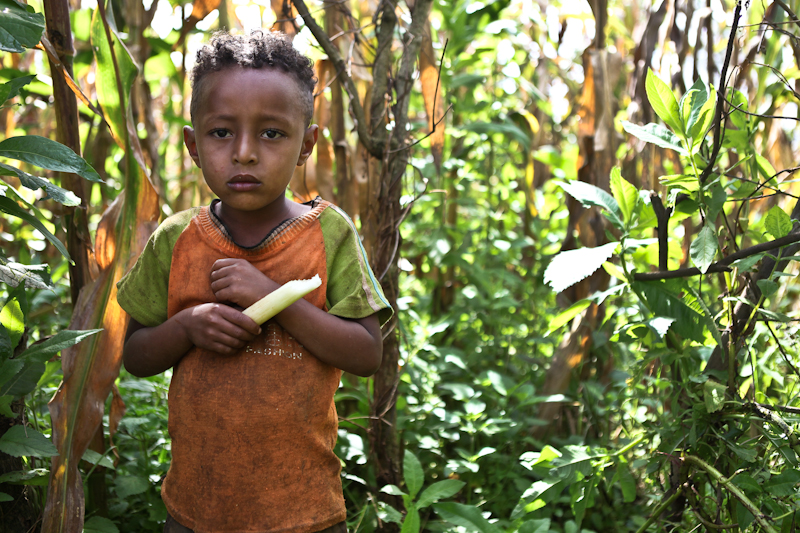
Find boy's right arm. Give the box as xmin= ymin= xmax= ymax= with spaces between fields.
xmin=123 ymin=304 xmax=261 ymax=377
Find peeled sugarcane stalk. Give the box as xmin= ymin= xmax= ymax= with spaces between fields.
xmin=242 ymin=275 xmax=322 ymax=325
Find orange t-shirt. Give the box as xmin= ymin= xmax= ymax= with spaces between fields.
xmin=162 ymin=202 xmax=345 ymax=533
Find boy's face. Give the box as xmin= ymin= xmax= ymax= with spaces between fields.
xmin=183 ymin=67 xmax=317 ymax=216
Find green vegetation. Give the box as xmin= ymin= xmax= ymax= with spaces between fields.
xmin=2 ymin=0 xmax=800 ymax=531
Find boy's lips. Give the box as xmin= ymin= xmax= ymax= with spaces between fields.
xmin=227 ymin=174 xmax=261 ymax=192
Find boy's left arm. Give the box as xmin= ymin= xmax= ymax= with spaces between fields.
xmin=210 ymin=258 xmax=383 ymax=377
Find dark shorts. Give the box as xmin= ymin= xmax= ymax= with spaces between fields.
xmin=164 ymin=513 xmax=348 ymax=533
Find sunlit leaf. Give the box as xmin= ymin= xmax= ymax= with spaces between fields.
xmin=0 ymin=262 xmax=52 ymax=290
xmin=689 ymin=88 xmax=715 ymax=150
xmin=544 ymin=243 xmax=619 ymax=293
xmin=0 ymin=136 xmax=101 ymax=183
xmin=621 ymin=121 xmax=687 ymax=155
xmin=703 ymin=380 xmax=726 ymax=413
xmin=689 ymin=224 xmax=718 ymax=274
xmin=18 ymin=329 xmax=103 ymax=364
xmin=609 ymin=167 xmax=638 ymax=225
xmin=0 ymin=0 xmax=45 ymax=52
xmin=547 ymin=299 xmax=591 ymax=335
xmin=556 ymin=181 xmax=623 ymax=230
xmin=765 ymin=206 xmax=792 ymax=239
xmin=645 ymin=68 xmax=683 ymax=135
xmin=658 ymin=174 xmax=698 ymax=193
xmin=0 ymin=161 xmax=81 ymax=206
xmin=0 ymin=196 xmax=71 ymax=260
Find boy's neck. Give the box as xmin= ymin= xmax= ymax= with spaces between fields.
xmin=214 ymin=196 xmax=308 ymax=247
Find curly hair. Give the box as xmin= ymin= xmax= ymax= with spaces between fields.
xmin=190 ymin=30 xmax=317 ymax=126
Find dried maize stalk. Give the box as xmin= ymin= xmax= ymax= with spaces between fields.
xmin=242 ymin=275 xmax=322 ymax=325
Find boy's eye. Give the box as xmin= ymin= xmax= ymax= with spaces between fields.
xmin=262 ymin=130 xmax=283 ymax=139
xmin=210 ymin=129 xmax=231 ymax=139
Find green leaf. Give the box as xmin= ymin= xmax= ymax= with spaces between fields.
xmin=0 ymin=161 xmax=81 ymax=206
xmin=756 ymin=154 xmax=776 ymax=181
xmin=400 ymin=507 xmax=420 ymax=533
xmin=633 ymin=281 xmax=705 ymax=342
xmin=0 ymin=361 xmax=45 ymax=397
xmin=0 ymin=323 xmax=13 ymax=360
xmin=689 ymin=224 xmax=718 ymax=274
xmin=732 ymin=473 xmax=762 ymax=495
xmin=705 ymin=182 xmax=727 ymax=223
xmin=0 ymin=425 xmax=58 ymax=457
xmin=380 ymin=484 xmax=407 ymax=496
xmin=0 ymin=492 xmax=11 ymax=502
xmin=703 ymin=380 xmax=726 ymax=414
xmin=765 ymin=205 xmax=792 ymax=239
xmin=616 ymin=463 xmax=636 ymax=502
xmin=0 ymin=136 xmax=101 ymax=183
xmin=0 ymin=262 xmax=52 ymax=290
xmin=463 ymin=120 xmax=530 ymax=145
xmin=733 ymin=253 xmax=763 ymax=271
xmin=519 ymin=445 xmax=562 ymax=470
xmin=757 ymin=279 xmax=779 ymax=299
xmin=658 ymin=174 xmax=698 ymax=193
xmin=556 ymin=181 xmax=623 ymax=230
xmin=415 ymin=479 xmax=465 ymax=509
xmin=645 ymin=317 xmax=674 ymax=337
xmin=0 ymin=0 xmax=45 ymax=52
xmin=0 ymin=298 xmax=23 ymax=350
xmin=689 ymin=88 xmax=716 ymax=150
xmin=547 ymin=299 xmax=591 ymax=335
xmin=511 ymin=479 xmax=563 ymax=519
xmin=609 ymin=167 xmax=638 ymax=225
xmin=0 ymin=196 xmax=71 ymax=260
xmin=764 ymin=469 xmax=800 ymax=497
xmin=645 ymin=68 xmax=683 ymax=134
xmin=81 ymin=448 xmax=115 ymax=470
xmin=91 ymin=5 xmax=140 ymax=146
xmin=0 ymin=358 xmax=24 ymax=390
xmin=728 ymin=90 xmax=749 ymax=131
xmin=403 ymin=449 xmax=424 ymax=499
xmin=570 ymin=475 xmax=598 ymax=528
xmin=681 ymin=79 xmax=708 ymax=131
xmin=0 ymin=74 xmax=35 ymax=103
xmin=0 ymin=395 xmax=13 ymax=417
xmin=114 ymin=475 xmax=150 ymax=499
xmin=518 ymin=519 xmax=551 ymax=533
xmin=544 ymin=242 xmax=619 ymax=293
xmin=83 ymin=516 xmax=120 ymax=533
xmin=433 ymin=502 xmax=501 ymax=533
xmin=18 ymin=329 xmax=102 ymax=365
xmin=621 ymin=121 xmax=687 ymax=156
xmin=726 ymin=442 xmax=757 ymax=463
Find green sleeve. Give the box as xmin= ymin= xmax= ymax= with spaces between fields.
xmin=115 ymin=208 xmax=198 ymax=327
xmin=320 ymin=206 xmax=393 ymax=326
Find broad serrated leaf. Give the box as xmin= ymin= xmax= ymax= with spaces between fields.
xmin=0 ymin=0 xmax=45 ymax=52
xmin=415 ymin=479 xmax=465 ymax=509
xmin=703 ymin=380 xmax=726 ymax=413
xmin=757 ymin=279 xmax=779 ymax=299
xmin=0 ymin=262 xmax=52 ymax=290
xmin=0 ymin=324 xmax=12 ymax=360
xmin=646 ymin=317 xmax=675 ymax=337
xmin=544 ymin=242 xmax=619 ymax=293
xmin=114 ymin=475 xmax=149 ymax=499
xmin=764 ymin=469 xmax=800 ymax=497
xmin=0 ymin=136 xmax=101 ymax=183
xmin=433 ymin=502 xmax=502 ymax=533
xmin=0 ymin=425 xmax=58 ymax=457
xmin=765 ymin=205 xmax=792 ymax=239
xmin=689 ymin=224 xmax=718 ymax=274
xmin=609 ymin=167 xmax=638 ymax=225
xmin=0 ymin=361 xmax=45 ymax=397
xmin=0 ymin=74 xmax=35 ymax=103
xmin=621 ymin=121 xmax=687 ymax=156
xmin=0 ymin=196 xmax=71 ymax=260
xmin=0 ymin=162 xmax=81 ymax=206
xmin=403 ymin=449 xmax=424 ymax=499
xmin=556 ymin=181 xmax=623 ymax=229
xmin=645 ymin=68 xmax=683 ymax=134
xmin=83 ymin=516 xmax=119 ymax=533
xmin=633 ymin=281 xmax=705 ymax=342
xmin=731 ymin=473 xmax=762 ymax=495
xmin=18 ymin=329 xmax=103 ymax=365
xmin=0 ymin=358 xmax=24 ymax=389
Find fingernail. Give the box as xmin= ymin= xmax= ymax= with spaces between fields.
xmin=257 ymin=327 xmax=262 ymax=335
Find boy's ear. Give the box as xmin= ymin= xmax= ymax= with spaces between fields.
xmin=296 ymin=125 xmax=319 ymax=167
xmin=183 ymin=126 xmax=201 ymax=168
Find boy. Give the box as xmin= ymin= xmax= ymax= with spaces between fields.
xmin=116 ymin=30 xmax=391 ymax=533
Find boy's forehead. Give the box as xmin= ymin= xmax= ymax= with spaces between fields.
xmin=193 ymin=66 xmax=307 ymax=123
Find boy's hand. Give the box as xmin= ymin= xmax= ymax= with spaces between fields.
xmin=176 ymin=303 xmax=261 ymax=355
xmin=210 ymin=258 xmax=279 ymax=308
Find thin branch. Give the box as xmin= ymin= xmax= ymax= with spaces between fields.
xmin=633 ymin=232 xmax=800 ymax=281
xmin=726 ymin=96 xmax=800 ymax=121
xmin=699 ymin=2 xmax=742 ymax=185
xmin=292 ymin=0 xmax=383 ymax=158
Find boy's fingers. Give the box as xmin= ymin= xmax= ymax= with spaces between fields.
xmin=216 ymin=304 xmax=261 ymax=336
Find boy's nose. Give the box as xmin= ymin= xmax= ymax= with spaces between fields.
xmin=233 ymin=136 xmax=258 ymax=164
